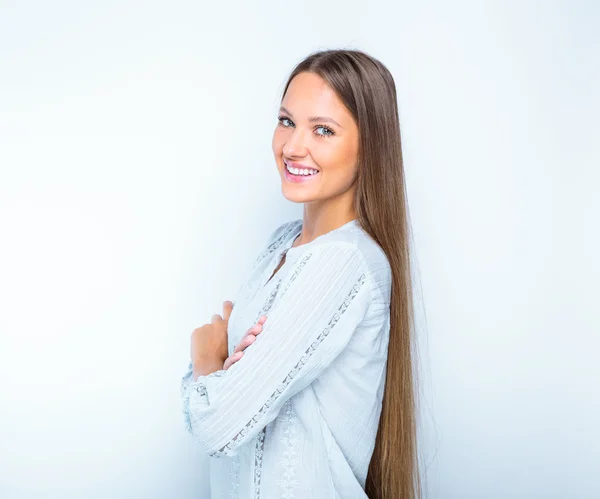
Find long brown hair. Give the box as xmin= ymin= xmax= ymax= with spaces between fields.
xmin=280 ymin=49 xmax=421 ymax=499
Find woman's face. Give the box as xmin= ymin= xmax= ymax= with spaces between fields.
xmin=272 ymin=72 xmax=360 ymax=205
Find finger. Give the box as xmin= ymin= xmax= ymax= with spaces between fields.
xmin=235 ymin=321 xmax=264 ymax=348
xmin=211 ymin=313 xmax=223 ymax=324
xmin=230 ymin=320 xmax=266 ymax=356
xmin=223 ymin=351 xmax=243 ymax=370
xmin=245 ymin=316 xmax=267 ymax=329
xmin=238 ymin=324 xmax=262 ymax=346
xmin=233 ymin=333 xmax=257 ymax=354
xmin=249 ymin=323 xmax=264 ymax=336
xmin=222 ymin=301 xmax=234 ymax=322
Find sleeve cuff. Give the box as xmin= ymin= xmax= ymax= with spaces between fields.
xmin=181 ymin=362 xmax=227 ymax=434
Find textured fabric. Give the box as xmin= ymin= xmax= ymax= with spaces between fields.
xmin=181 ymin=218 xmax=392 ymax=499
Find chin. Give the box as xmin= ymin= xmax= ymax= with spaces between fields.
xmin=281 ymin=189 xmax=305 ymax=203
xmin=280 ymin=185 xmax=314 ymax=203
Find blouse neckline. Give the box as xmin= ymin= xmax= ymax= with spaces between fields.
xmin=278 ymin=218 xmax=358 ymax=259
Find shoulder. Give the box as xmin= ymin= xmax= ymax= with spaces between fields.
xmin=283 ymin=241 xmax=374 ymax=307
xmin=314 ymin=223 xmax=390 ymax=278
xmin=313 ymin=223 xmax=392 ymax=305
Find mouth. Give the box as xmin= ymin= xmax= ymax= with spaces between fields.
xmin=283 ymin=160 xmax=320 ymax=180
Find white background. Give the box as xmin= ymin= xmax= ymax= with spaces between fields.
xmin=0 ymin=1 xmax=598 ymax=498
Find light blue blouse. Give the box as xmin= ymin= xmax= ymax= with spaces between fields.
xmin=181 ymin=218 xmax=392 ymax=498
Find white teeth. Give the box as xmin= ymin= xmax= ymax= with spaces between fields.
xmin=285 ymin=163 xmax=318 ymax=176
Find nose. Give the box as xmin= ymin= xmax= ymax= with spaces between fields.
xmin=282 ymin=127 xmax=309 ymax=158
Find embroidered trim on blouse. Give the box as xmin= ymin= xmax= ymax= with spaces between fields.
xmin=250 ymin=275 xmax=284 ymax=497
xmin=208 ymin=267 xmax=368 ymax=458
xmin=236 ymin=221 xmax=297 ymax=316
xmin=182 ymin=390 xmax=192 ymax=434
xmin=229 ymin=455 xmax=241 ymax=499
xmin=181 ymin=363 xmax=194 ymax=433
xmin=254 ymin=222 xmax=299 ymax=266
xmin=256 ymin=278 xmax=282 ymax=322
xmin=279 ymin=253 xmax=311 ymax=298
xmin=253 ymin=428 xmax=266 ymax=497
xmin=182 ymin=368 xmax=227 ymax=433
xmin=277 ymin=399 xmax=300 ymax=498
xmin=232 ymin=276 xmax=282 ymax=354
xmin=190 ymin=369 xmax=226 ymax=397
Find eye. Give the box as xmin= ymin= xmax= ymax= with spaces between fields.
xmin=277 ymin=116 xmax=294 ymax=127
xmin=315 ymin=126 xmax=335 ymax=137
xmin=277 ymin=115 xmax=336 ymax=138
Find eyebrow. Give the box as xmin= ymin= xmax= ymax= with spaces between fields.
xmin=279 ymin=106 xmax=344 ymax=129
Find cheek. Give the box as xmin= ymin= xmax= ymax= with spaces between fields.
xmin=322 ymin=141 xmax=359 ymax=187
xmin=326 ymin=140 xmax=358 ymax=170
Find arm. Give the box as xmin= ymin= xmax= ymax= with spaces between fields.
xmin=180 ymin=241 xmax=372 ymax=457
xmin=180 ymin=221 xmax=298 ymax=432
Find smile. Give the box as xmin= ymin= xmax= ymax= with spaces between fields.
xmin=283 ymin=161 xmax=320 ymax=183
xmin=285 ymin=162 xmax=319 ymax=176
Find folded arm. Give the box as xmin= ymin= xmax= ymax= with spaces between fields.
xmin=181 ymin=241 xmax=372 ymax=457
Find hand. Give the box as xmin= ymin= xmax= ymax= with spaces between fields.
xmin=222 ymin=315 xmax=267 ymax=370
xmin=191 ymin=301 xmax=233 ymax=376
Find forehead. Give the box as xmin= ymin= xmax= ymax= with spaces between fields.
xmin=282 ymin=72 xmax=347 ymax=116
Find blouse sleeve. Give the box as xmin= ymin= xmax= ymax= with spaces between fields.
xmin=180 ymin=241 xmax=372 ymax=457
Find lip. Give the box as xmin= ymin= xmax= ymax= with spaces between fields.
xmin=284 ymin=159 xmax=319 ymax=172
xmin=282 ymin=159 xmax=320 ymax=183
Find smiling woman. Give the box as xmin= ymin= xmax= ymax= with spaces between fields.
xmin=181 ymin=48 xmax=421 ymax=499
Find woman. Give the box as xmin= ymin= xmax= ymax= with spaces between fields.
xmin=181 ymin=48 xmax=421 ymax=499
